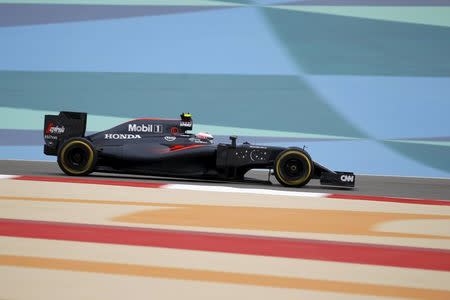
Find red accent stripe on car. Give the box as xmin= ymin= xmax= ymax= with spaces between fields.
xmin=0 ymin=218 xmax=449 ymax=271
xmin=328 ymin=194 xmax=450 ymax=206
xmin=130 ymin=118 xmax=179 ymax=121
xmin=168 ymin=144 xmax=207 ymax=152
xmin=14 ymin=176 xmax=166 ymax=189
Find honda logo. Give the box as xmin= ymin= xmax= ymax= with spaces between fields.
xmin=105 ymin=134 xmax=142 ymax=140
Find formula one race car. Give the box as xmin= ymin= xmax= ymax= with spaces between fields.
xmin=43 ymin=111 xmax=355 ymax=188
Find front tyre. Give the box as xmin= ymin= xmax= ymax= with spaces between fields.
xmin=57 ymin=138 xmax=97 ymax=176
xmin=274 ymin=148 xmax=314 ymax=187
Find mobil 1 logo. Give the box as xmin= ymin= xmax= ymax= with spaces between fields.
xmin=128 ymin=124 xmax=163 ymax=134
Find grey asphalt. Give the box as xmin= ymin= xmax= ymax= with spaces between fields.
xmin=1 ymin=160 xmax=449 ymax=200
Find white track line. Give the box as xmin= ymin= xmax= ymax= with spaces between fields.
xmin=0 ymin=174 xmax=329 ymax=198
xmin=166 ymin=184 xmax=328 ymax=198
xmin=0 ymin=175 xmax=18 ymax=180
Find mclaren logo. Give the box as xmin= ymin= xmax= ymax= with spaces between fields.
xmin=128 ymin=124 xmax=163 ymax=133
xmin=105 ymin=134 xmax=142 ymax=140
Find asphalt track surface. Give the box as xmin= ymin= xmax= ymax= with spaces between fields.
xmin=1 ymin=160 xmax=449 ymax=199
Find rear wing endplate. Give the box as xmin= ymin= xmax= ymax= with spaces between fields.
xmin=43 ymin=111 xmax=87 ymax=155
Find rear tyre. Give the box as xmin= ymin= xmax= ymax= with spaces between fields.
xmin=57 ymin=138 xmax=97 ymax=176
xmin=274 ymin=148 xmax=314 ymax=187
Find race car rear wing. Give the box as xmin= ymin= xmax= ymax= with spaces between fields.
xmin=43 ymin=111 xmax=87 ymax=155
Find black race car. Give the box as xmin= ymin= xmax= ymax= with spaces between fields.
xmin=43 ymin=111 xmax=355 ymax=188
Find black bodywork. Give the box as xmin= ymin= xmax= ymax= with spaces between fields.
xmin=44 ymin=111 xmax=355 ymax=188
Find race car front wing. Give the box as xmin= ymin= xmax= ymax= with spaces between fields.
xmin=320 ymin=171 xmax=355 ymax=188
xmin=313 ymin=161 xmax=355 ymax=188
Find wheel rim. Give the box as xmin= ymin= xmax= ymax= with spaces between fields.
xmin=283 ymin=158 xmax=304 ymax=178
xmin=60 ymin=141 xmax=94 ymax=174
xmin=275 ymin=150 xmax=312 ymax=186
xmin=66 ymin=147 xmax=89 ymax=170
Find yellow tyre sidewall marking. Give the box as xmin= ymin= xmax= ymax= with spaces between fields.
xmin=60 ymin=140 xmax=94 ymax=175
xmin=275 ymin=150 xmax=312 ymax=186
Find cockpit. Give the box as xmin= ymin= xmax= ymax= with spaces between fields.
xmin=180 ymin=113 xmax=214 ymax=144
